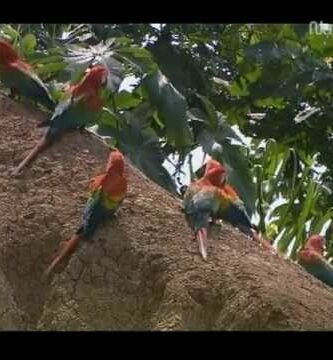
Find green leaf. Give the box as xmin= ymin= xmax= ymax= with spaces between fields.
xmin=196 ymin=114 xmax=256 ymax=217
xmin=21 ymin=34 xmax=37 ymax=54
xmin=95 ymin=111 xmax=178 ymax=195
xmin=270 ymin=203 xmax=290 ymax=218
xmin=143 ymin=70 xmax=193 ymax=149
xmin=30 ymin=55 xmax=64 ymax=65
xmin=219 ymin=141 xmax=256 ymax=217
xmin=114 ymin=90 xmax=142 ymax=109
xmin=278 ymin=228 xmax=296 ymax=254
xmin=117 ymin=46 xmax=153 ymax=60
xmin=147 ymin=37 xmax=210 ymax=98
xmin=116 ymin=46 xmax=157 ymax=74
xmin=37 ymin=62 xmax=67 ymax=76
xmin=254 ymin=97 xmax=286 ymax=109
xmin=0 ymin=25 xmax=20 ymax=41
xmin=311 ymin=208 xmax=333 ymax=236
xmin=295 ymin=181 xmax=320 ymax=244
xmin=98 ymin=108 xmax=119 ymax=128
xmin=229 ymin=77 xmax=250 ymax=97
xmin=194 ymin=94 xmax=218 ymax=129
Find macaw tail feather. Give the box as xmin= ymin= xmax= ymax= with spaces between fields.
xmin=11 ymin=127 xmax=60 ymax=176
xmin=11 ymin=137 xmax=49 ymax=176
xmin=197 ymin=228 xmax=208 ymax=261
xmin=42 ymin=233 xmax=83 ymax=281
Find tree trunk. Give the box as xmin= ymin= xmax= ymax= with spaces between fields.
xmin=1 ymin=94 xmax=333 ymax=330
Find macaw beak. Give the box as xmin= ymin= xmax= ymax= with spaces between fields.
xmin=84 ymin=65 xmax=93 ymax=75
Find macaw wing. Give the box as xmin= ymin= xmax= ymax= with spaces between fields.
xmin=183 ymin=186 xmax=219 ymax=214
xmin=217 ymin=193 xmax=253 ymax=236
xmin=183 ymin=186 xmax=220 ymax=231
xmin=301 ymin=257 xmax=333 ymax=288
xmin=2 ymin=63 xmax=55 ymax=110
xmin=191 ymin=190 xmax=221 ymax=214
xmin=182 ymin=185 xmax=196 ymax=211
xmin=81 ymin=189 xmax=111 ymax=239
xmin=50 ymin=93 xmax=98 ymax=130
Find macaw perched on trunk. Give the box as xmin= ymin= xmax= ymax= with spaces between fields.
xmin=183 ymin=158 xmax=275 ymax=260
xmin=182 ymin=160 xmax=226 ymax=260
xmin=204 ymin=159 xmax=254 ymax=236
xmin=205 ymin=159 xmax=278 ymax=253
xmin=298 ymin=234 xmax=333 ymax=289
xmin=42 ymin=148 xmax=127 ymax=280
xmin=12 ymin=64 xmax=109 ymax=176
xmin=0 ymin=38 xmax=55 ymax=111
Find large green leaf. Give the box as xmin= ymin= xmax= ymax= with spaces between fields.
xmin=0 ymin=25 xmax=20 ymax=41
xmin=193 ymin=94 xmax=218 ymax=129
xmin=143 ymin=69 xmax=193 ymax=149
xmin=95 ymin=104 xmax=178 ymax=195
xmin=114 ymin=90 xmax=142 ymax=110
xmin=116 ymin=46 xmax=157 ymax=74
xmin=147 ymin=37 xmax=210 ymax=98
xmin=36 ymin=62 xmax=67 ymax=76
xmin=193 ymin=110 xmax=255 ymax=216
xmin=21 ymin=33 xmax=37 ymax=55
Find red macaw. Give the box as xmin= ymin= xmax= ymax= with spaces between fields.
xmin=0 ymin=38 xmax=55 ymax=111
xmin=43 ymin=148 xmax=127 ymax=280
xmin=298 ymin=234 xmax=333 ymax=289
xmin=205 ymin=159 xmax=277 ymax=252
xmin=182 ymin=160 xmax=226 ymax=260
xmin=12 ymin=64 xmax=109 ymax=176
xmin=204 ymin=159 xmax=254 ymax=236
xmin=183 ymin=158 xmax=276 ymax=260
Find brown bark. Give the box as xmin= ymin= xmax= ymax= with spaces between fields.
xmin=1 ymin=94 xmax=333 ymax=330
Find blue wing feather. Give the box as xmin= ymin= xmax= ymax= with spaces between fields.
xmin=301 ymin=260 xmax=333 ymax=288
xmin=219 ymin=202 xmax=253 ymax=236
xmin=44 ymin=95 xmax=99 ymax=140
xmin=183 ymin=187 xmax=220 ymax=232
xmin=77 ymin=190 xmax=114 ymax=240
xmin=48 ymin=95 xmax=99 ymax=131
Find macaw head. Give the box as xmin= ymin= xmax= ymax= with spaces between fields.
xmin=70 ymin=64 xmax=109 ymax=99
xmin=304 ymin=234 xmax=325 ymax=255
xmin=0 ymin=39 xmax=19 ymax=64
xmin=83 ymin=64 xmax=109 ymax=89
xmin=204 ymin=159 xmax=226 ymax=186
xmin=106 ymin=148 xmax=125 ymax=175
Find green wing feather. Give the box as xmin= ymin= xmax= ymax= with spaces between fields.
xmin=216 ymin=192 xmax=253 ymax=236
xmin=0 ymin=64 xmax=55 ymax=111
xmin=50 ymin=94 xmax=100 ymax=130
xmin=300 ymin=255 xmax=333 ymax=288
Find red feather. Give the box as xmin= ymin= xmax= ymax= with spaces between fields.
xmin=90 ymin=149 xmax=127 ymax=198
xmin=0 ymin=39 xmax=32 ymax=71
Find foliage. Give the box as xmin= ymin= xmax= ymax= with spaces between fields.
xmin=1 ymin=23 xmax=333 ymax=259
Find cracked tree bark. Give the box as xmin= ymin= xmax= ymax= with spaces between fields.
xmin=1 ymin=93 xmax=333 ymax=330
